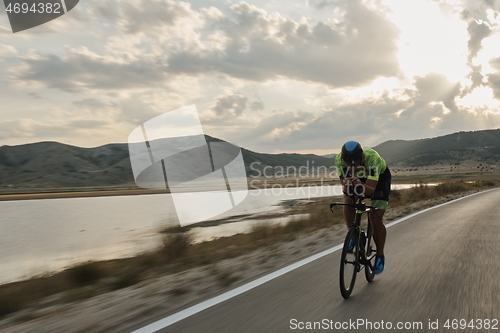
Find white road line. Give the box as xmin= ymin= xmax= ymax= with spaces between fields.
xmin=385 ymin=188 xmax=498 ymax=228
xmin=132 ymin=188 xmax=499 ymax=333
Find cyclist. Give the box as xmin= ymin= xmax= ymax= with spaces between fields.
xmin=335 ymin=141 xmax=391 ymax=274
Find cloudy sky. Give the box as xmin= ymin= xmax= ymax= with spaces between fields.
xmin=1 ymin=0 xmax=500 ymax=154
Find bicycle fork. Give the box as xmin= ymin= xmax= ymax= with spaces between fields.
xmin=355 ymin=228 xmax=368 ymax=272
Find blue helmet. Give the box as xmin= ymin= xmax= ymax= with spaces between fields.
xmin=341 ymin=141 xmax=363 ymax=166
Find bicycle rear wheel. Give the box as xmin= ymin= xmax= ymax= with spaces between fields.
xmin=339 ymin=228 xmax=359 ymax=299
xmin=364 ymin=224 xmax=375 ymax=282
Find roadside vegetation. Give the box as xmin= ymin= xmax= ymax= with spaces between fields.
xmin=1 ymin=179 xmax=499 ymax=319
xmin=389 ymin=179 xmax=497 ymax=207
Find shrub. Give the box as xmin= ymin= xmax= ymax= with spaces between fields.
xmin=390 ymin=189 xmax=401 ymax=199
xmin=211 ymin=268 xmax=240 ymax=288
xmin=0 ymin=292 xmax=21 ymax=317
xmin=111 ymin=269 xmax=141 ymax=290
xmin=481 ymin=180 xmax=495 ymax=187
xmin=161 ymin=231 xmax=192 ymax=262
xmin=250 ymin=222 xmax=273 ymax=241
xmin=434 ymin=181 xmax=465 ymax=195
xmin=168 ymin=287 xmax=190 ymax=296
xmin=65 ymin=287 xmax=96 ymax=302
xmin=283 ymin=219 xmax=305 ymax=233
xmin=66 ymin=262 xmax=104 ymax=286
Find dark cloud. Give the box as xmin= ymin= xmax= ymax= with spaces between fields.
xmin=461 ymin=65 xmax=484 ymax=97
xmin=168 ymin=0 xmax=400 ymax=88
xmin=250 ymin=101 xmax=264 ymax=111
xmin=73 ymin=98 xmax=107 ymax=108
xmin=120 ymin=0 xmax=192 ymax=34
xmin=211 ymin=93 xmax=248 ymax=116
xmin=11 ymin=0 xmax=399 ymax=93
xmin=460 ymin=0 xmax=500 ymax=21
xmin=95 ymin=0 xmax=120 ymax=21
xmin=245 ymin=111 xmax=315 ymax=144
xmin=88 ymin=0 xmax=192 ymax=32
xmin=286 ymin=96 xmax=410 ymax=147
xmin=457 ymin=0 xmax=498 ymax=100
xmin=12 ymin=48 xmax=169 ymax=92
xmin=413 ymin=73 xmax=461 ymax=113
xmin=483 ymin=0 xmax=497 ymax=6
xmin=467 ymin=20 xmax=491 ymax=63
xmin=27 ymin=92 xmax=42 ymax=99
xmin=487 ymin=73 xmax=500 ymax=99
xmin=490 ymin=57 xmax=500 ymax=70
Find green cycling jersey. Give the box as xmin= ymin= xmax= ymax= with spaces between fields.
xmin=335 ymin=147 xmax=387 ymax=181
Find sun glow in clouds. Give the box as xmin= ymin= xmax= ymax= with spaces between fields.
xmin=457 ymin=86 xmax=500 ymax=113
xmin=473 ymin=32 xmax=500 ymax=74
xmin=383 ymin=0 xmax=469 ymax=83
xmin=332 ymin=77 xmax=412 ymax=106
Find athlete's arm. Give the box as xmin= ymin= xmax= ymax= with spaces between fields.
xmin=364 ymin=179 xmax=378 ymax=197
xmin=363 ymin=148 xmax=385 ymax=197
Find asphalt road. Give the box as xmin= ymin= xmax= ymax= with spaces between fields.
xmin=134 ymin=189 xmax=500 ymax=333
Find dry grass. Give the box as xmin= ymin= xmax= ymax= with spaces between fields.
xmin=389 ymin=180 xmax=499 ymax=207
xmin=0 ymin=258 xmax=150 ymax=318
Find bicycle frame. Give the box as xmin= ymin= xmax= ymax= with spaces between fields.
xmin=331 ymin=195 xmax=378 ymax=298
xmin=330 ymin=197 xmax=378 ymax=268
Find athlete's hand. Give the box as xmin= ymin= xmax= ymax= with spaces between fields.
xmin=342 ymin=177 xmax=363 ymax=196
xmin=342 ymin=177 xmax=361 ymax=185
xmin=349 ymin=177 xmax=361 ymax=185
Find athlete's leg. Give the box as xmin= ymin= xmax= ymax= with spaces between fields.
xmin=343 ymin=194 xmax=355 ymax=229
xmin=369 ymin=208 xmax=386 ymax=256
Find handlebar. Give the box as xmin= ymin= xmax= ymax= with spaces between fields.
xmin=343 ymin=182 xmax=374 ymax=198
xmin=330 ymin=201 xmax=379 ymax=213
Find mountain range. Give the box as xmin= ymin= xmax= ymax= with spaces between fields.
xmin=0 ymin=129 xmax=498 ymax=189
xmin=0 ymin=135 xmax=336 ymax=189
xmin=373 ymin=129 xmax=500 ymax=167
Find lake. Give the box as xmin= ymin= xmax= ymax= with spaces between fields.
xmin=0 ymin=184 xmax=414 ymax=284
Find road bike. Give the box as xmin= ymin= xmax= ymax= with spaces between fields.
xmin=330 ymin=192 xmax=378 ymax=299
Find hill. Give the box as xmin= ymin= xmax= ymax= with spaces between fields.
xmin=373 ymin=129 xmax=500 ymax=168
xmin=0 ymin=141 xmax=132 ymax=189
xmin=3 ymin=128 xmax=500 ymax=190
xmin=0 ymin=136 xmax=336 ymax=189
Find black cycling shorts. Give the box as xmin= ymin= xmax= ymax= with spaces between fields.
xmin=371 ymin=166 xmax=391 ymax=202
xmin=355 ymin=166 xmax=391 ymax=209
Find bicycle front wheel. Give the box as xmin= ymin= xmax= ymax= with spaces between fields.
xmin=339 ymin=228 xmax=358 ymax=299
